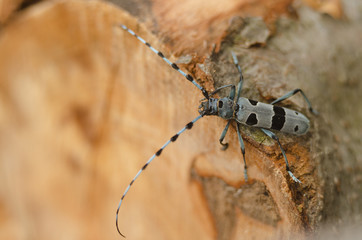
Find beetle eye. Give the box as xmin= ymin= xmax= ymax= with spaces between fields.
xmin=218 ymin=100 xmax=223 ymax=108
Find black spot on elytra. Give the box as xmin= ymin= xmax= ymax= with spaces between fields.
xmin=218 ymin=100 xmax=223 ymax=108
xmin=271 ymin=106 xmax=286 ymax=131
xmin=294 ymin=125 xmax=299 ymax=132
xmin=273 ymin=106 xmax=285 ymax=116
xmin=246 ymin=113 xmax=258 ymax=125
xmin=248 ymin=99 xmax=258 ymax=106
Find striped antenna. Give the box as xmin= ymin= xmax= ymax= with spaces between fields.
xmin=231 ymin=51 xmax=244 ymax=100
xmin=119 ymin=24 xmax=209 ymax=100
xmin=116 ymin=114 xmax=204 ymax=237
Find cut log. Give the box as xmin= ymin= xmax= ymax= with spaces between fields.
xmin=0 ymin=0 xmax=361 ymax=240
xmin=0 ymin=0 xmax=23 ymax=23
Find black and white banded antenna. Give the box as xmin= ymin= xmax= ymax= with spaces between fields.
xmin=115 ymin=115 xmax=203 ymax=237
xmin=116 ymin=24 xmax=209 ymax=237
xmin=119 ymin=24 xmax=209 ymax=100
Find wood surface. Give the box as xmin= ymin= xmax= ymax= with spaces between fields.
xmin=0 ymin=0 xmax=361 ymax=240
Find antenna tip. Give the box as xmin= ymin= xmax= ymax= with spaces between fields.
xmin=116 ymin=215 xmax=126 ymax=238
xmin=116 ymin=226 xmax=126 ymax=238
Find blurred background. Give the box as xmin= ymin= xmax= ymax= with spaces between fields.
xmin=0 ymin=0 xmax=361 ymax=239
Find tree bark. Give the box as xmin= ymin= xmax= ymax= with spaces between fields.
xmin=0 ymin=0 xmax=361 ymax=240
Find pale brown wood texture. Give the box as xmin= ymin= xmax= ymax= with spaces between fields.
xmin=0 ymin=0 xmax=23 ymax=23
xmin=0 ymin=0 xmax=361 ymax=240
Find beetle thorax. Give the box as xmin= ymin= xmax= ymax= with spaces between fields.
xmin=217 ymin=97 xmax=235 ymax=119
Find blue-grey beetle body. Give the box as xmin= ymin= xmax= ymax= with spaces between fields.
xmin=199 ymin=96 xmax=310 ymax=135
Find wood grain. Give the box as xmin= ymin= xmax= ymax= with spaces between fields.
xmin=0 ymin=0 xmax=361 ymax=240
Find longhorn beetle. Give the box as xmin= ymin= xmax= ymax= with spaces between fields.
xmin=116 ymin=24 xmax=318 ymax=237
